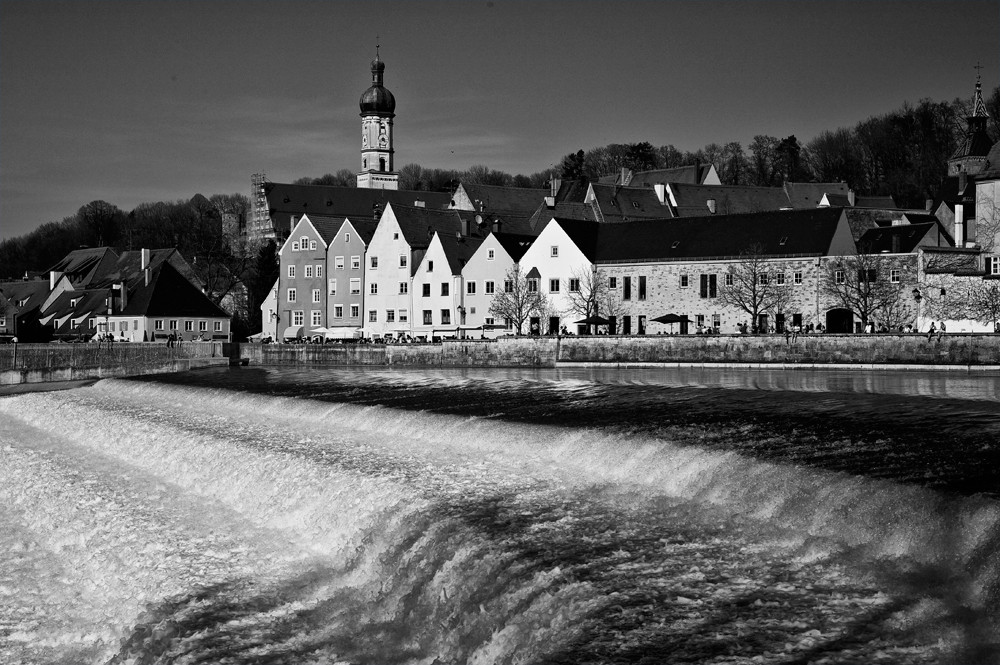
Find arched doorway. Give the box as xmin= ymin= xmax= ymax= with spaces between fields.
xmin=825 ymin=308 xmax=854 ymax=333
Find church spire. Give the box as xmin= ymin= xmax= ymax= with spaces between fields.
xmin=972 ymin=61 xmax=989 ymax=118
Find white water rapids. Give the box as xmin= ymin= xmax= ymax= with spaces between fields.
xmin=1 ymin=371 xmax=999 ymax=664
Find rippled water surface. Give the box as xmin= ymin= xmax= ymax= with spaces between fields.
xmin=2 ymin=365 xmax=999 ymax=664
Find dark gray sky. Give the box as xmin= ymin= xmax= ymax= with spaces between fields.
xmin=1 ymin=0 xmax=997 ymax=240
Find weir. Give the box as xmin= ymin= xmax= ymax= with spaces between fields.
xmin=1 ymin=367 xmax=998 ymax=663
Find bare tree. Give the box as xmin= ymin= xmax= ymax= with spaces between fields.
xmin=718 ymin=243 xmax=794 ymax=332
xmin=968 ymin=280 xmax=1000 ymax=331
xmin=820 ymin=246 xmax=917 ymax=330
xmin=488 ymin=264 xmax=547 ymax=334
xmin=563 ymin=267 xmax=628 ymax=333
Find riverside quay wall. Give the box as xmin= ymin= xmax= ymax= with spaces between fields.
xmin=0 ymin=342 xmax=231 ymax=386
xmin=241 ymin=333 xmax=1000 ymax=368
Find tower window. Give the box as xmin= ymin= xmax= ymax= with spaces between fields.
xmin=380 ymin=157 xmax=386 ymax=171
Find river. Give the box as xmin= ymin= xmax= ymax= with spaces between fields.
xmin=2 ymin=365 xmax=999 ymax=664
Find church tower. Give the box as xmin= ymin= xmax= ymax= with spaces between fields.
xmin=948 ymin=67 xmax=993 ymax=178
xmin=357 ymin=48 xmax=399 ymax=190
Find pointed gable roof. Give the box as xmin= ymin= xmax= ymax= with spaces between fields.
xmin=493 ymin=233 xmax=536 ymax=262
xmin=586 ymin=183 xmax=674 ymax=222
xmin=46 ymin=247 xmax=120 ymax=287
xmin=437 ymin=233 xmax=485 ymax=275
xmin=858 ymin=222 xmax=952 ymax=253
xmin=121 ymin=262 xmax=230 ymax=318
xmin=340 ymin=216 xmax=381 ymax=246
xmin=453 ymin=183 xmax=547 ymax=215
xmin=388 ymin=203 xmax=464 ymax=249
xmin=626 ymin=164 xmax=716 ymax=186
xmin=784 ymin=182 xmax=851 ymax=209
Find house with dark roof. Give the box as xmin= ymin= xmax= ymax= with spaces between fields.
xmin=0 ymin=279 xmax=51 ymax=341
xmin=461 ymin=232 xmax=535 ymax=334
xmin=408 ymin=231 xmax=485 ymax=340
xmin=325 ymin=216 xmax=380 ymax=336
xmin=277 ymin=214 xmax=343 ymax=339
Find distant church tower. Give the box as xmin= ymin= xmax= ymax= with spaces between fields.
xmin=948 ymin=66 xmax=993 ymax=177
xmin=357 ymin=47 xmax=399 ymax=190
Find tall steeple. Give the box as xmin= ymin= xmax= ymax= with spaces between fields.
xmin=357 ymin=43 xmax=399 ymax=190
xmin=948 ymin=64 xmax=993 ymax=177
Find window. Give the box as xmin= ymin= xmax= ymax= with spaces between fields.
xmin=310 ymin=241 xmax=317 ymax=251
xmin=989 ymin=256 xmax=1000 ymax=275
xmin=569 ymin=279 xmax=580 ymax=292
xmin=776 ymin=273 xmax=785 ymax=286
xmin=185 ymin=320 xmax=194 ymax=331
xmin=623 ymin=276 xmax=632 ymax=300
xmin=329 ymin=279 xmax=337 ymax=296
xmin=550 ymin=246 xmax=559 ymax=257
xmin=345 ymin=232 xmax=351 ymax=243
xmin=504 ymin=280 xmax=514 ymax=293
xmin=422 ymin=284 xmax=431 ymax=297
xmin=121 ymin=321 xmax=129 ymax=332
xmin=350 ymin=278 xmax=361 ymax=294
xmin=370 ymin=283 xmax=379 ymax=295
xmin=386 ymin=310 xmax=395 ymax=323
xmin=423 ymin=310 xmax=433 ymax=325
xmin=154 ymin=320 xmax=164 ymax=330
xmin=169 ymin=320 xmax=178 ymax=330
xmin=609 ymin=276 xmax=617 ymax=289
xmin=336 ymin=256 xmax=345 ymax=270
xmin=312 ymin=289 xmax=321 ymax=303
xmin=316 ymin=265 xmax=323 ymax=278
xmin=549 ymin=279 xmax=560 ymax=293
xmin=133 ymin=319 xmax=139 ymax=330
xmin=725 ymin=273 xmax=734 ymax=287
xmin=369 ymin=310 xmax=377 ymax=322
xmin=889 ymin=269 xmax=900 ymax=283
xmin=351 ymin=256 xmax=360 ymax=270
xmin=350 ymin=305 xmax=359 ymax=318
xmin=110 ymin=322 xmax=116 ymax=332
xmin=311 ymin=310 xmax=322 ymax=326
xmin=794 ymin=271 xmax=803 ymax=285
xmin=427 ymin=260 xmax=434 ymax=272
xmin=292 ymin=241 xmax=300 ymax=251
xmin=370 ymin=256 xmax=379 ymax=269
xmin=696 ymin=314 xmax=705 ymax=327
xmin=527 ymin=278 xmax=539 ymax=293
xmin=680 ymin=274 xmax=689 ymax=288
xmin=485 ymin=317 xmax=495 ymax=326
xmin=757 ymin=273 xmax=769 ymax=285
xmin=214 ymin=321 xmax=222 ymax=332
xmin=441 ymin=309 xmax=451 ymax=325
xmin=399 ymin=282 xmax=408 ymax=294
xmin=301 ymin=236 xmax=308 ymax=248
xmin=305 ymin=265 xmax=313 ymax=278
xmin=485 ymin=281 xmax=495 ymax=294
xmin=334 ymin=305 xmax=344 ymax=319
xmin=393 ymin=232 xmax=399 ymax=240
xmin=487 ymin=249 xmax=495 ymax=260
xmin=288 ymin=265 xmax=296 ymax=278
xmin=836 ymin=270 xmax=845 ymax=284
xmin=467 ymin=281 xmax=477 ymax=295
xmin=400 ymin=255 xmax=408 ymax=268
xmin=441 ymin=283 xmax=449 ymax=296
xmin=287 ymin=288 xmax=297 ymax=302
xmin=638 ymin=276 xmax=647 ymax=300
xmin=699 ymin=274 xmax=717 ymax=298
xmin=713 ymin=315 xmax=721 ymax=329
xmin=399 ymin=310 xmax=408 ymax=323
xmin=292 ymin=311 xmax=304 ymax=326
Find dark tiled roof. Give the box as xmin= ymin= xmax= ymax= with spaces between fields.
xmin=299 ymin=215 xmax=348 ymax=246
xmin=46 ymin=247 xmax=119 ymax=287
xmin=108 ymin=249 xmax=199 ymax=288
xmin=0 ymin=279 xmax=50 ymax=313
xmin=527 ymin=201 xmax=597 ymax=232
xmin=668 ymin=183 xmax=790 ymax=216
xmin=857 ymin=223 xmax=948 ymax=253
xmin=456 ymin=183 xmax=548 ymax=215
xmin=571 ymin=207 xmax=849 ymax=263
xmin=389 ymin=204 xmax=464 ymax=249
xmin=123 ymin=262 xmax=230 ymax=318
xmin=437 ymin=233 xmax=485 ymax=275
xmin=493 ymin=233 xmax=536 ymax=262
xmin=628 ymin=164 xmax=713 ymax=186
xmin=265 ymin=183 xmax=452 ymax=236
xmin=784 ymin=182 xmax=850 ymax=208
xmin=854 ymin=195 xmax=898 ymax=209
xmin=979 ymin=140 xmax=1000 ymax=179
xmin=342 ymin=217 xmax=381 ymax=245
xmin=587 ymin=184 xmax=674 ymax=222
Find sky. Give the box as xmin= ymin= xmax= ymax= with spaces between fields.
xmin=1 ymin=0 xmax=997 ymax=241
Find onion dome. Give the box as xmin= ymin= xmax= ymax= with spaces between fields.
xmin=359 ymin=55 xmax=395 ymax=115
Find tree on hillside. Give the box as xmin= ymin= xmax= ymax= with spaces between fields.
xmin=560 ymin=149 xmax=586 ymax=180
xmin=717 ymin=243 xmax=794 ymax=332
xmin=748 ymin=135 xmax=781 ymax=187
xmin=488 ymin=263 xmax=548 ymax=335
xmin=77 ymin=200 xmax=125 ymax=247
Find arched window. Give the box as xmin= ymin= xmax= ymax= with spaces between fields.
xmin=363 ymin=158 xmax=367 ymax=170
xmin=379 ymin=157 xmax=386 ymax=172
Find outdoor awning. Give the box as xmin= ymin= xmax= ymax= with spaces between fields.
xmin=282 ymin=325 xmax=304 ymax=339
xmin=325 ymin=327 xmax=362 ymax=339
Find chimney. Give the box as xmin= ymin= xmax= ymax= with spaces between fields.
xmin=289 ymin=215 xmax=296 ymax=235
xmin=550 ymin=177 xmax=561 ymax=198
xmin=959 ymin=170 xmax=968 ymax=195
xmin=955 ymin=202 xmax=965 ymax=247
xmin=545 ymin=195 xmax=556 ymax=208
xmin=707 ymin=198 xmax=717 ymax=214
xmin=119 ymin=281 xmax=128 ymax=311
xmin=925 ymin=199 xmax=933 ymax=212
xmin=49 ymin=270 xmax=62 ymax=290
xmin=413 ymin=200 xmax=425 ymax=208
xmin=620 ymin=167 xmax=628 ymax=185
xmin=847 ymin=189 xmax=856 ymax=206
xmin=653 ymin=183 xmax=666 ymax=205
xmin=141 ymin=248 xmax=150 ymax=270
xmin=145 ymin=268 xmax=151 ymax=287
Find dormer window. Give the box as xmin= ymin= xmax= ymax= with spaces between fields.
xmin=671 ymin=241 xmax=680 ymax=249
xmin=631 ymin=201 xmax=639 ymax=209
xmin=779 ymin=236 xmax=788 ymax=246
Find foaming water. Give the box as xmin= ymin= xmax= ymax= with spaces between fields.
xmin=1 ymin=366 xmax=999 ymax=664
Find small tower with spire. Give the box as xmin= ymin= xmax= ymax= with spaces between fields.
xmin=948 ymin=63 xmax=993 ymax=178
xmin=357 ymin=43 xmax=399 ymax=190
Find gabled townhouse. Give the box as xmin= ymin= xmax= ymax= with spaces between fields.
xmin=410 ymin=231 xmax=484 ymax=340
xmin=0 ymin=279 xmax=51 ymax=341
xmin=259 ymin=279 xmax=280 ymax=341
xmin=277 ymin=214 xmax=342 ymax=338
xmin=326 ymin=216 xmax=380 ymax=336
xmin=362 ymin=203 xmax=464 ymax=339
xmin=461 ymin=232 xmax=535 ymax=333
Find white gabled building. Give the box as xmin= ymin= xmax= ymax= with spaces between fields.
xmin=519 ymin=218 xmax=596 ymax=335
xmin=461 ymin=232 xmax=535 ymax=334
xmin=326 ymin=216 xmax=380 ymax=336
xmin=411 ymin=231 xmax=483 ymax=340
xmin=362 ymin=203 xmax=464 ymax=339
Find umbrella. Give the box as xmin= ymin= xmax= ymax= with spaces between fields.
xmin=575 ymin=315 xmax=611 ymax=325
xmin=652 ymin=313 xmax=692 ymax=334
